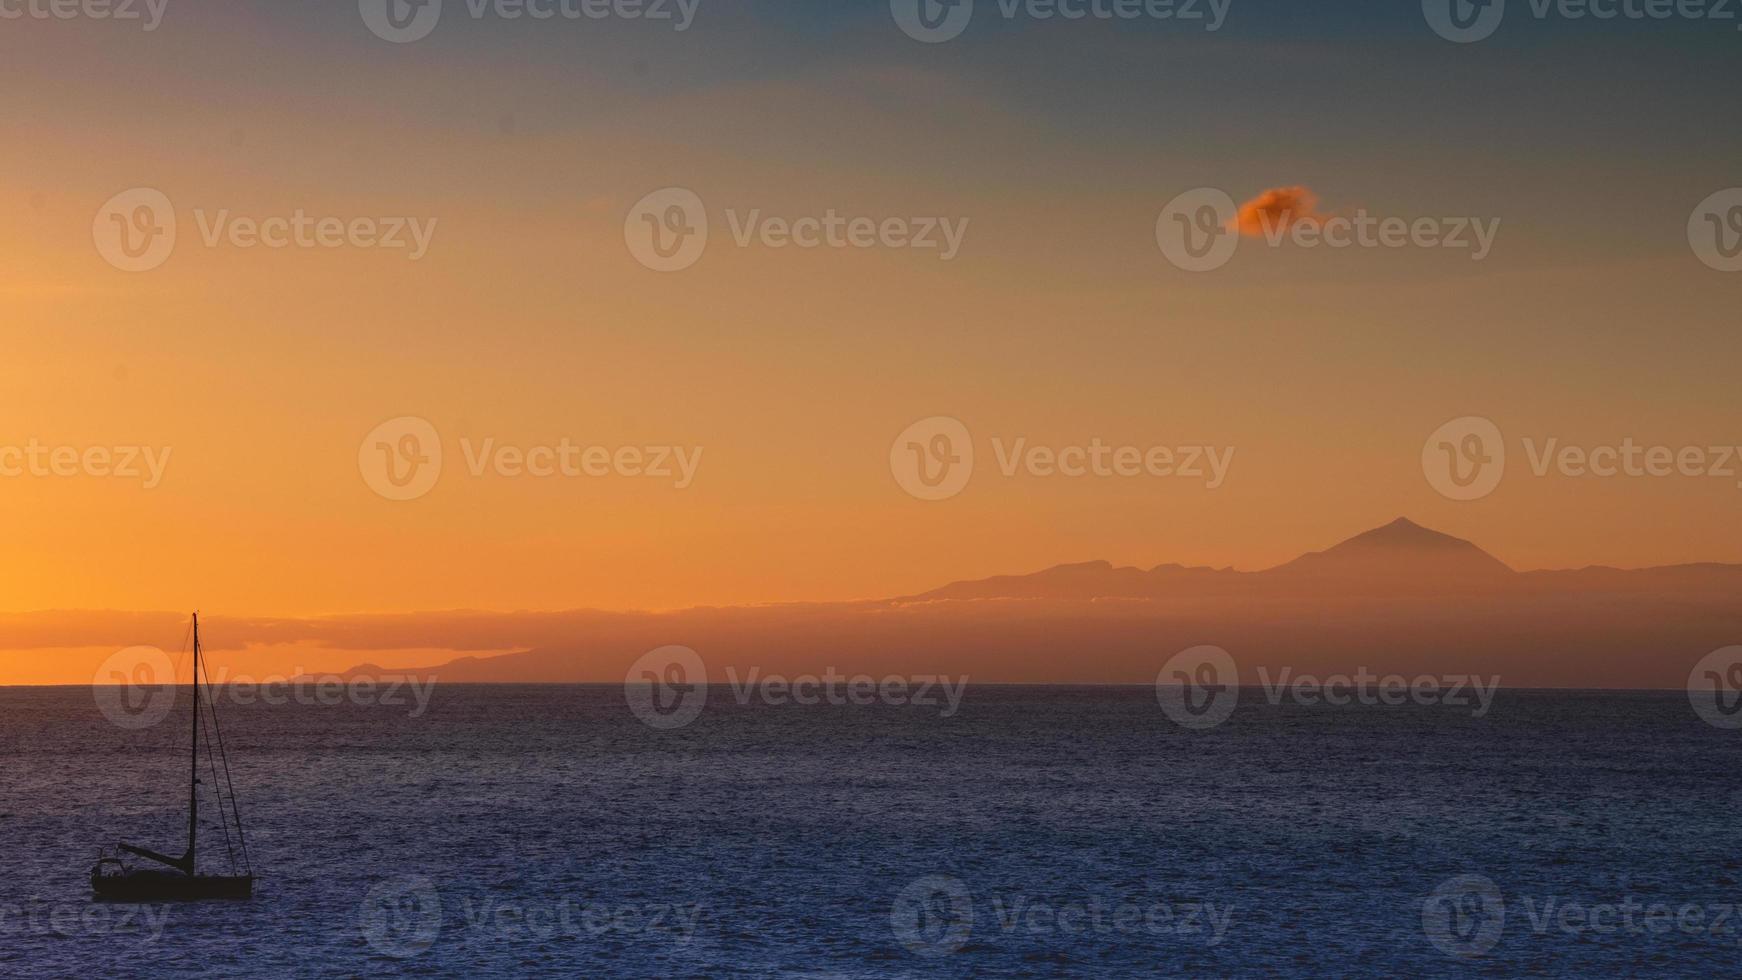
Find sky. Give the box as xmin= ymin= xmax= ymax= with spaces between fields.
xmin=3 ymin=0 xmax=1740 ymax=651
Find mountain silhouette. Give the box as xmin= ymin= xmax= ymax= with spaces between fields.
xmin=1268 ymin=517 xmax=1512 ymax=575
xmin=284 ymin=517 xmax=1741 ymax=690
xmin=908 ymin=518 xmax=1518 ymax=600
xmin=16 ymin=519 xmax=1742 ymax=689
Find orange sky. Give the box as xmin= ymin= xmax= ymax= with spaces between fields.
xmin=5 ymin=245 xmax=1739 ymax=620
xmin=4 ymin=6 xmax=1739 ymax=642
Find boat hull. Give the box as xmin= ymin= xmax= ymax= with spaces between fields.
xmin=92 ymin=869 xmax=254 ymax=902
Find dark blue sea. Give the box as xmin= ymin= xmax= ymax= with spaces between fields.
xmin=1 ymin=685 xmax=1737 ymax=977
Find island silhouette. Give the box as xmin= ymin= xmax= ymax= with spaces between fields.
xmin=24 ymin=518 xmax=1736 ymax=691
xmin=353 ymin=517 xmax=1742 ymax=689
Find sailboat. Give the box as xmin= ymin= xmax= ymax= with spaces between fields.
xmin=91 ymin=613 xmax=255 ymax=901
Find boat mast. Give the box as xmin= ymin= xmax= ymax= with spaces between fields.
xmin=188 ymin=611 xmax=200 ymax=876
xmin=113 ymin=612 xmax=213 ymax=877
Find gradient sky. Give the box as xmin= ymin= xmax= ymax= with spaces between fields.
xmin=3 ymin=0 xmax=1740 ymax=631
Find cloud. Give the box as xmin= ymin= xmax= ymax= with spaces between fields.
xmin=1232 ymin=186 xmax=1326 ymax=238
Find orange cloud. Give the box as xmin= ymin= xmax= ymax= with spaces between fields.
xmin=1232 ymin=186 xmax=1326 ymax=238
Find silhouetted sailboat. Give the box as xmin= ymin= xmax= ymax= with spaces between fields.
xmin=91 ymin=613 xmax=255 ymax=901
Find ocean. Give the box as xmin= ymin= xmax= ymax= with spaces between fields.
xmin=0 ymin=684 xmax=1736 ymax=977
